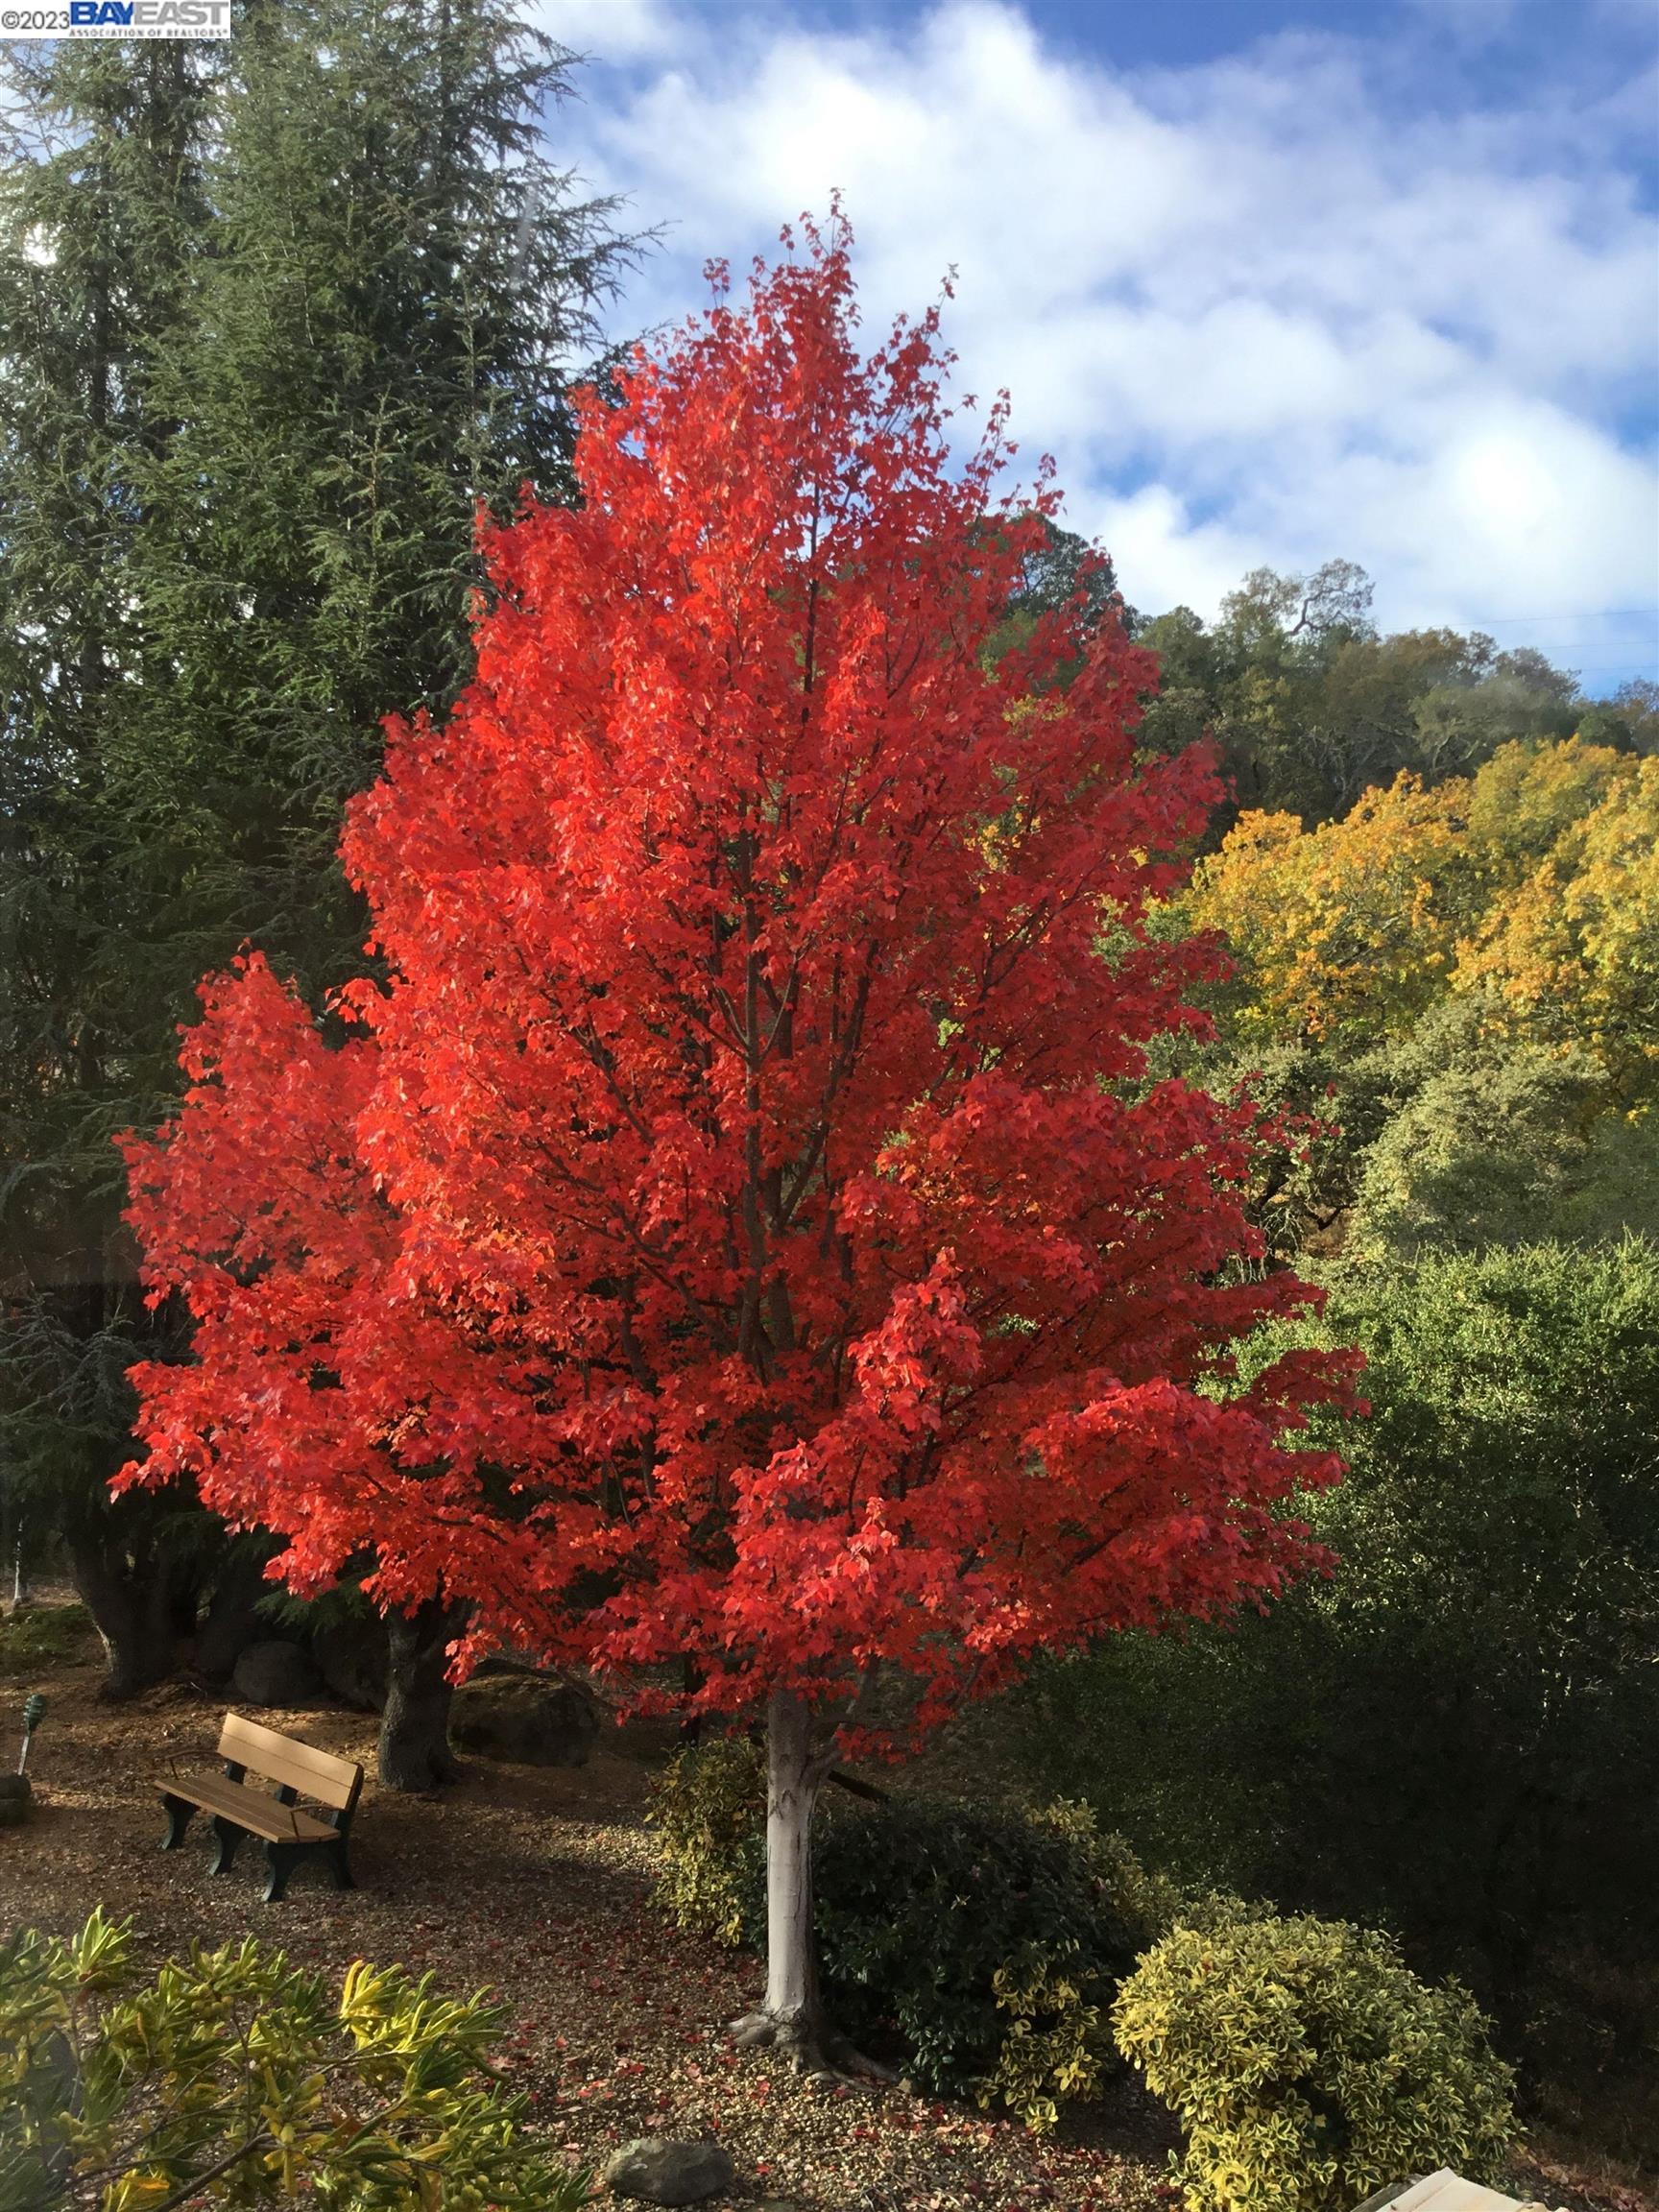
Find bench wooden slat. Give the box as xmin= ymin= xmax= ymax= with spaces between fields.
xmin=218 ymin=1713 xmax=361 ymax=1812
xmin=161 ymin=1773 xmax=337 ymax=1844
xmin=156 ymin=1710 xmax=364 ymax=1902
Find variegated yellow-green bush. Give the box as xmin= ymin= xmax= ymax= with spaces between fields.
xmin=982 ymin=1951 xmax=1111 ymax=2133
xmin=1112 ymin=1908 xmax=1517 ymax=2212
xmin=0 ymin=1911 xmax=589 ymax=2210
xmin=645 ymin=1735 xmax=767 ymax=1950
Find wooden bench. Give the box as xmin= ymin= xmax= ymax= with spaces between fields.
xmin=158 ymin=1713 xmax=363 ymax=1903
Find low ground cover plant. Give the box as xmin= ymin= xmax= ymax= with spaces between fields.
xmin=1112 ymin=1906 xmax=1518 ymax=2212
xmin=0 ymin=1911 xmax=588 ymax=2210
xmin=0 ymin=1604 xmax=95 ymax=1677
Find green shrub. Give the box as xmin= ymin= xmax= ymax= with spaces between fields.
xmin=647 ymin=1745 xmax=1174 ymax=2128
xmin=1112 ymin=1907 xmax=1519 ymax=2212
xmin=1024 ymin=1243 xmax=1659 ymax=2012
xmin=816 ymin=1795 xmax=1179 ymax=2125
xmin=646 ymin=1735 xmax=766 ymax=1947
xmin=0 ymin=1910 xmax=589 ymax=2209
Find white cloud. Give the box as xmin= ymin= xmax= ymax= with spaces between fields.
xmin=531 ymin=0 xmax=685 ymax=63
xmin=1083 ymin=485 xmax=1261 ymax=621
xmin=547 ymin=0 xmax=1659 ymax=678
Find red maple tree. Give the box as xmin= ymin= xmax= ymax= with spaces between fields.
xmin=121 ymin=221 xmax=1355 ymax=2062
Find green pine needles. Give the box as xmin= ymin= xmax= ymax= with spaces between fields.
xmin=0 ymin=4 xmax=640 ymax=1694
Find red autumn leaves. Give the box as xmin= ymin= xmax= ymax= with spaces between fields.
xmin=120 ymin=221 xmax=1357 ymax=1745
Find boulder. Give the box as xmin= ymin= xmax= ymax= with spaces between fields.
xmin=450 ymin=1673 xmax=599 ymax=1767
xmin=603 ymin=2139 xmax=736 ymax=2206
xmin=232 ymin=1639 xmax=321 ymax=1709
xmin=312 ymin=1612 xmax=390 ymax=1712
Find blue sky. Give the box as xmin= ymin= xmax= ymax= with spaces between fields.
xmin=534 ymin=0 xmax=1659 ymax=695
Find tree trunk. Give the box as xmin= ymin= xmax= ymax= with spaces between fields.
xmin=195 ymin=1540 xmax=278 ymax=1681
xmin=729 ymin=1689 xmax=896 ymax=2080
xmin=68 ymin=1530 xmax=178 ymax=1698
xmin=763 ymin=1685 xmax=825 ymax=2039
xmin=1 ymin=1484 xmax=28 ymax=1609
xmin=378 ymin=1599 xmax=466 ymax=1791
xmin=730 ymin=1687 xmax=858 ymax=2072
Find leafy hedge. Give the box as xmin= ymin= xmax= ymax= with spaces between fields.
xmin=816 ymin=1794 xmax=1175 ymax=2127
xmin=647 ymin=1738 xmax=766 ymax=1949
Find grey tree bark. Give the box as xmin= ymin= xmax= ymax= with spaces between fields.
xmin=763 ymin=1685 xmax=827 ymax=2038
xmin=730 ymin=1686 xmax=893 ymax=2079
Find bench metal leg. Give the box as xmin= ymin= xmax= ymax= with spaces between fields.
xmin=208 ymin=1816 xmax=243 ymax=1876
xmin=159 ymin=1793 xmax=194 ymax=1852
xmin=263 ymin=1840 xmax=303 ymax=1904
xmin=326 ymin=1836 xmax=354 ymax=1891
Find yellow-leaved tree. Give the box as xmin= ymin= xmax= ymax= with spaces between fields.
xmin=1189 ymin=737 xmax=1644 ymax=1058
xmin=1456 ymin=756 xmax=1659 ymax=1103
xmin=1187 ymin=775 xmax=1479 ymax=1046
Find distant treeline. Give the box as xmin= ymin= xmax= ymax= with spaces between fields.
xmin=1005 ymin=523 xmax=1655 ymax=829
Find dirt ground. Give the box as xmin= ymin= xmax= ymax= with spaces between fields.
xmin=0 ymin=1642 xmax=1181 ymax=2211
xmin=0 ymin=1628 xmax=1650 ymax=2212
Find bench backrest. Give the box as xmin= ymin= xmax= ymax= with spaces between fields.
xmin=218 ymin=1713 xmax=362 ymax=1814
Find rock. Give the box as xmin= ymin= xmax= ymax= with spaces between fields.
xmin=312 ymin=1612 xmax=390 ymax=1711
xmin=449 ymin=1674 xmax=599 ymax=1767
xmin=231 ymin=1639 xmax=321 ymax=1709
xmin=0 ymin=1774 xmax=33 ymax=1827
xmin=602 ymin=2138 xmax=736 ymax=2206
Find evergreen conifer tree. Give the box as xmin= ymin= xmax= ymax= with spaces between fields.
xmin=0 ymin=5 xmax=637 ymax=1720
xmin=0 ymin=44 xmax=219 ymax=1685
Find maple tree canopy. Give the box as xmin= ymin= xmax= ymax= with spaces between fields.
xmin=121 ymin=221 xmax=1357 ymax=1746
